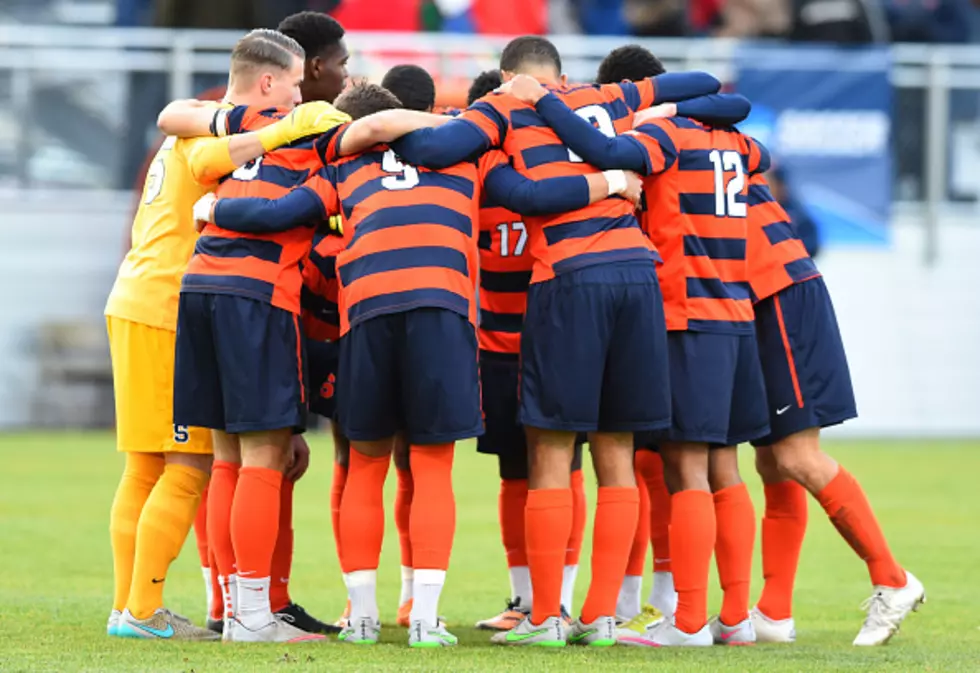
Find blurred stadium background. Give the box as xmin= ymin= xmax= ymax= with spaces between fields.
xmin=0 ymin=0 xmax=978 ymax=436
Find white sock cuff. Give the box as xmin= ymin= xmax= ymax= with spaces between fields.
xmin=347 ymin=570 xmax=377 ymax=588
xmin=414 ymin=569 xmax=446 ymax=585
xmin=401 ymin=565 xmax=415 ymax=582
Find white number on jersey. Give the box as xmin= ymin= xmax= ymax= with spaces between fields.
xmin=567 ymin=104 xmax=617 ymax=163
xmin=232 ymin=156 xmax=263 ymax=181
xmin=708 ymin=149 xmax=747 ymax=217
xmin=141 ymin=136 xmax=177 ymax=205
xmin=496 ymin=221 xmax=528 ymax=257
xmin=380 ymin=149 xmax=420 ymax=190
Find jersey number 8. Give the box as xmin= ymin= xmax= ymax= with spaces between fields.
xmin=567 ymin=105 xmax=617 ymax=163
xmin=708 ymin=149 xmax=747 ymax=218
xmin=381 ymin=150 xmax=420 ymax=190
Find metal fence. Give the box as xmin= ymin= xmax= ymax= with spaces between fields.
xmin=0 ymin=28 xmax=978 ymax=243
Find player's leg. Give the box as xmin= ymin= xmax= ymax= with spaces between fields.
xmin=563 ymin=446 xmax=587 ymax=619
xmin=207 ymin=431 xmax=240 ymax=634
xmin=330 ymin=424 xmax=350 ymax=626
xmin=334 ymin=313 xmax=401 ymax=645
xmin=393 ymin=433 xmax=415 ymax=627
xmin=756 ymin=279 xmax=922 ymax=645
xmin=752 ymin=443 xmax=807 ymax=643
xmin=190 ymin=484 xmax=221 ymax=632
xmin=618 ymin=448 xmax=650 ymax=622
xmin=403 ymin=308 xmax=483 ymax=648
xmin=635 ymin=448 xmax=675 ymax=618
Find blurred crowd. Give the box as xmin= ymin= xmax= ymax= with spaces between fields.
xmin=109 ymin=0 xmax=980 ymax=44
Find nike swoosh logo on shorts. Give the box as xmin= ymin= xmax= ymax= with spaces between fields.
xmin=776 ymin=405 xmax=792 ymax=415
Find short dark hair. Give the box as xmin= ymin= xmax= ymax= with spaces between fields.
xmin=596 ymin=45 xmax=666 ymax=85
xmin=467 ymin=70 xmax=502 ymax=106
xmin=277 ymin=11 xmax=345 ymax=60
xmin=334 ymin=82 xmax=403 ymax=120
xmin=381 ymin=65 xmax=436 ymax=112
xmin=499 ymin=35 xmax=561 ymax=75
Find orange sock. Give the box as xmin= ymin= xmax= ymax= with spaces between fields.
xmin=581 ymin=486 xmax=639 ymax=622
xmin=636 ymin=450 xmax=671 ymax=572
xmin=670 ymin=490 xmax=715 ymax=634
xmin=269 ymin=477 xmax=294 ymax=613
xmin=500 ymin=479 xmax=529 ymax=567
xmin=757 ymin=480 xmax=808 ymax=620
xmin=230 ymin=466 xmax=281 ymax=581
xmin=409 ymin=444 xmax=456 ymax=570
xmin=816 ymin=468 xmax=906 ymax=588
xmin=330 ymin=462 xmax=347 ymax=567
xmin=627 ymin=463 xmax=651 ymax=577
xmin=339 ymin=449 xmax=389 ymax=572
xmin=567 ymin=469 xmax=586 ymax=567
xmin=714 ymin=483 xmax=756 ymax=626
xmin=207 ymin=461 xmax=238 ymax=582
xmin=525 ymin=488 xmax=573 ymax=624
xmin=193 ymin=485 xmax=209 ymax=567
xmin=395 ymin=467 xmax=414 ymax=568
xmin=208 ymin=554 xmax=222 ymax=621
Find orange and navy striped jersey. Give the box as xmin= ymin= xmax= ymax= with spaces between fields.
xmin=460 ymin=81 xmax=662 ymax=282
xmin=301 ymin=141 xmax=506 ymax=335
xmin=477 ymin=196 xmax=529 ymax=357
xmin=628 ymin=117 xmax=769 ymax=333
xmin=182 ymin=106 xmax=337 ymax=314
xmin=300 ymin=223 xmax=347 ymax=342
xmin=746 ymin=173 xmax=821 ymax=302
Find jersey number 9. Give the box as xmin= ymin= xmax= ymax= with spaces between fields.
xmin=381 ymin=150 xmax=420 ymax=190
xmin=567 ymin=105 xmax=617 ymax=163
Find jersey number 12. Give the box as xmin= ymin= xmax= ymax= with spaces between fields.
xmin=708 ymin=149 xmax=746 ymax=217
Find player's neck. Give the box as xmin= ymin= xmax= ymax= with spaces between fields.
xmin=224 ymin=87 xmax=272 ymax=109
xmin=515 ymin=66 xmax=560 ymax=87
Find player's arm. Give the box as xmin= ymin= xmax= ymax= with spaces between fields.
xmin=387 ymin=103 xmax=506 ymax=169
xmin=618 ymin=72 xmax=722 ymax=111
xmin=328 ymin=110 xmax=453 ymax=158
xmin=483 ymin=164 xmax=640 ymax=215
xmin=746 ymin=136 xmax=772 ymax=176
xmin=634 ymin=93 xmax=752 ymax=127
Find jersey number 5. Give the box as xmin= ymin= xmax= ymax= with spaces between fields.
xmin=708 ymin=149 xmax=747 ymax=217
xmin=381 ymin=150 xmax=420 ymax=190
xmin=568 ymin=105 xmax=617 ymax=163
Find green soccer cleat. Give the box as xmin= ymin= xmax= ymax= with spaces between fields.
xmin=408 ymin=620 xmax=458 ymax=648
xmin=567 ymin=616 xmax=618 ymax=647
xmin=491 ymin=615 xmax=567 ymax=647
xmin=337 ymin=616 xmax=381 ymax=645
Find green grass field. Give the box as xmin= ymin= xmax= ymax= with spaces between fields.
xmin=1 ymin=433 xmax=978 ymax=672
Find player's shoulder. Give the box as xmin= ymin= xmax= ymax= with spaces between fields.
xmin=228 ymin=105 xmax=289 ymax=133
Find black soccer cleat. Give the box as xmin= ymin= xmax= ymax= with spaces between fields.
xmin=275 ymin=602 xmax=341 ymax=635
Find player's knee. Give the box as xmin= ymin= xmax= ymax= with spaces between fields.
xmin=240 ymin=428 xmax=294 ymax=470
xmin=588 ymin=432 xmax=635 ymax=488
xmin=754 ymin=444 xmax=784 ymax=484
xmin=660 ymin=442 xmax=710 ymax=493
xmin=166 ymin=451 xmax=213 ymax=475
xmin=708 ymin=446 xmax=742 ymax=492
xmin=771 ymin=429 xmax=823 ymax=483
xmin=498 ymin=451 xmax=529 ymax=481
xmin=393 ymin=433 xmax=411 ymax=472
xmin=332 ymin=425 xmax=351 ymax=467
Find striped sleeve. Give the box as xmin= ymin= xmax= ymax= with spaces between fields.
xmin=627 ymin=119 xmax=679 ymax=175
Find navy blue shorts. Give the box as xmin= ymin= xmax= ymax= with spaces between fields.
xmin=753 ymin=277 xmax=857 ymax=446
xmin=336 ymin=308 xmax=483 ymax=445
xmin=519 ymin=262 xmax=671 ymax=433
xmin=307 ymin=339 xmax=339 ymax=420
xmin=478 ymin=350 xmax=582 ymax=479
xmin=665 ymin=331 xmax=769 ymax=446
xmin=173 ymin=293 xmax=307 ymax=434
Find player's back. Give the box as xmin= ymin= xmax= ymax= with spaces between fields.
xmin=106 ymin=135 xmax=216 ymax=331
xmin=301 ymin=226 xmax=346 ymax=342
xmin=317 ymin=146 xmax=481 ymax=334
xmin=745 ymin=172 xmax=821 ymax=302
xmin=639 ymin=117 xmax=764 ymax=333
xmin=472 ymin=82 xmax=658 ymax=282
xmin=183 ymin=107 xmax=323 ymax=314
xmin=477 ymin=193 xmax=530 ymax=357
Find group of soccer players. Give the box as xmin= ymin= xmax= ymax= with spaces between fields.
xmin=104 ymin=9 xmax=925 ymax=649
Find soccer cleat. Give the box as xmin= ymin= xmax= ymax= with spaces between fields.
xmin=491 ymin=615 xmax=567 ymax=647
xmin=333 ymin=599 xmax=351 ymax=629
xmin=709 ymin=615 xmax=756 ymax=645
xmin=116 ymin=608 xmax=220 ymax=641
xmin=408 ymin=620 xmax=458 ymax=648
xmin=276 ymin=602 xmax=341 ymax=635
xmin=106 ymin=609 xmax=122 ymax=637
xmin=337 ymin=616 xmax=381 ymax=645
xmin=616 ymin=604 xmax=665 ymax=640
xmin=618 ymin=618 xmax=712 ymax=647
xmin=567 ymin=616 xmax=617 ymax=647
xmin=853 ymin=571 xmax=925 ymax=646
xmin=206 ymin=617 xmax=224 ymax=636
xmin=476 ymin=598 xmax=529 ymax=631
xmin=751 ymin=607 xmax=796 ymax=643
xmin=560 ymin=605 xmax=573 ymax=626
xmin=228 ymin=614 xmax=326 ymax=643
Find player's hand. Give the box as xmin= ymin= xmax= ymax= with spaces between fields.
xmin=285 ymin=434 xmax=311 ymax=483
xmin=633 ymin=103 xmax=677 ymax=127
xmin=497 ymin=74 xmax=548 ymax=105
xmin=622 ymin=171 xmax=644 ymax=206
xmin=285 ymin=101 xmax=352 ymax=141
xmin=192 ymin=193 xmax=216 ymax=232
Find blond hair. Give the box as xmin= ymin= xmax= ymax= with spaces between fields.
xmin=229 ymin=29 xmax=305 ymax=88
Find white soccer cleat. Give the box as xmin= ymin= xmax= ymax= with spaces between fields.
xmin=853 ymin=571 xmax=925 ymax=646
xmin=491 ymin=615 xmax=567 ymax=647
xmin=709 ymin=615 xmax=756 ymax=645
xmin=619 ymin=617 xmax=713 ymax=647
xmin=751 ymin=606 xmax=796 ymax=643
xmin=567 ymin=616 xmax=617 ymax=647
xmin=337 ymin=616 xmax=381 ymax=645
xmin=228 ymin=615 xmax=326 ymax=643
xmin=408 ymin=620 xmax=458 ymax=648
xmin=106 ymin=609 xmax=122 ymax=637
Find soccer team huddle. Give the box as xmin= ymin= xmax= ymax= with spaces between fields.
xmin=103 ymin=10 xmax=926 ymax=650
